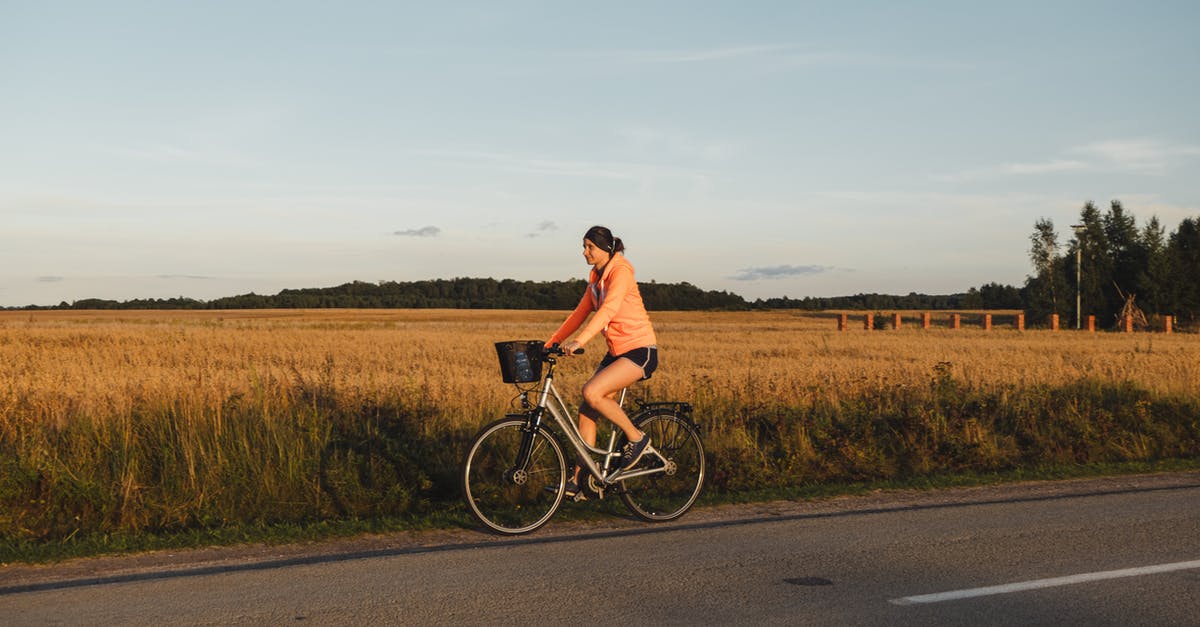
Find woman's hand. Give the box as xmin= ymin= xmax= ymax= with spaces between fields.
xmin=561 ymin=340 xmax=583 ymax=355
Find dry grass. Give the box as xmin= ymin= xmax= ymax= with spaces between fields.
xmin=2 ymin=308 xmax=1195 ymax=424
xmin=1 ymin=308 xmax=1197 ymax=542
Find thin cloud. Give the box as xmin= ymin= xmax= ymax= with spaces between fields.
xmin=418 ymin=149 xmax=703 ymax=182
xmin=937 ymin=138 xmax=1200 ymax=182
xmin=526 ymin=220 xmax=558 ymax=238
xmin=933 ymin=159 xmax=1089 ymax=182
xmin=36 ymin=276 xmax=64 ymax=283
xmin=610 ymin=44 xmax=798 ymax=65
xmin=596 ymin=45 xmax=969 ymax=71
xmin=111 ymin=143 xmax=262 ymax=168
xmin=1003 ymin=159 xmax=1089 ymax=175
xmin=158 ymin=274 xmax=212 ymax=280
xmin=394 ymin=226 xmax=441 ymax=237
xmin=732 ymin=265 xmax=835 ymax=281
xmin=1070 ymin=139 xmax=1200 ymax=174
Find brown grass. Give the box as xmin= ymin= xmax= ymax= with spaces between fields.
xmin=1 ymin=308 xmax=1196 ymax=543
xmin=2 ymin=308 xmax=1195 ymax=429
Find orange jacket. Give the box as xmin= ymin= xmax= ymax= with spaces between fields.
xmin=548 ymin=253 xmax=657 ymax=356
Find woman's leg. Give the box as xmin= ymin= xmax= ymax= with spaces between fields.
xmin=580 ymin=358 xmax=645 ymax=441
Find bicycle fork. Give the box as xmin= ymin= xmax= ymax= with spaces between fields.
xmin=499 ymin=408 xmax=542 ymax=486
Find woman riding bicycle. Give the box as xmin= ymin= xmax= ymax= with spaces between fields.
xmin=547 ymin=226 xmax=658 ymax=498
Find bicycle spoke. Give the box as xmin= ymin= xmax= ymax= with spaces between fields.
xmin=463 ymin=418 xmax=565 ymax=534
xmin=619 ymin=412 xmax=704 ymax=522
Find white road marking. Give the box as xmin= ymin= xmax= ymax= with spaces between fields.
xmin=891 ymin=559 xmax=1200 ymax=605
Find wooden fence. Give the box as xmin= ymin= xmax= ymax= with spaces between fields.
xmin=835 ymin=313 xmax=1175 ymax=333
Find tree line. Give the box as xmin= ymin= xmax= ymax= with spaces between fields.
xmin=22 ymin=278 xmax=1034 ymax=313
xmin=14 ymin=201 xmax=1196 ymax=324
xmin=753 ymin=284 xmax=1023 ymax=311
xmin=28 ymin=278 xmax=750 ymax=312
xmin=1025 ymin=200 xmax=1200 ymax=328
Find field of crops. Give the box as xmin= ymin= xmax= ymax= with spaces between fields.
xmin=2 ymin=309 xmax=1197 ymax=545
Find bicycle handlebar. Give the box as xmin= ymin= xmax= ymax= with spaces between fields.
xmin=545 ymin=344 xmax=585 ymax=357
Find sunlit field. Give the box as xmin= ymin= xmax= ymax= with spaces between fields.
xmin=1 ymin=309 xmax=1197 ymax=544
xmin=3 ymin=308 xmax=1194 ymax=416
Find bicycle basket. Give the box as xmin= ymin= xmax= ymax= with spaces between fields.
xmin=495 ymin=340 xmax=545 ymax=383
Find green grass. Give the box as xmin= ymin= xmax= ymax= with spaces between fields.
xmin=3 ymin=457 xmax=1197 ymax=565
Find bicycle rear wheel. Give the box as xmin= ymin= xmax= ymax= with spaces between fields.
xmin=619 ymin=411 xmax=705 ymax=522
xmin=462 ymin=417 xmax=566 ymax=534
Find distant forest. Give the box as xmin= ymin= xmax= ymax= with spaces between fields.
xmin=15 ymin=278 xmax=1015 ymax=313
xmin=12 ymin=200 xmax=1197 ymax=326
xmin=24 ymin=279 xmax=749 ymax=312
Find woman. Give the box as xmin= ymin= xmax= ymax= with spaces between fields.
xmin=547 ymin=226 xmax=658 ymax=498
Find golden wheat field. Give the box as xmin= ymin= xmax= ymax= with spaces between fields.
xmin=2 ymin=308 xmax=1198 ymax=543
xmin=1 ymin=308 xmax=1196 ymax=430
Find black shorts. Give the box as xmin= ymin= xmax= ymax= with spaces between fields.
xmin=597 ymin=346 xmax=658 ymax=380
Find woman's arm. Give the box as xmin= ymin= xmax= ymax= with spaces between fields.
xmin=547 ymin=291 xmax=593 ymax=346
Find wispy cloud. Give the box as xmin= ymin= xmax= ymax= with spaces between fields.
xmin=158 ymin=274 xmax=212 ymax=280
xmin=394 ymin=226 xmax=441 ymax=237
xmin=1002 ymin=159 xmax=1089 ymax=175
xmin=36 ymin=276 xmax=64 ymax=283
xmin=933 ymin=159 xmax=1088 ymax=182
xmin=608 ymin=44 xmax=798 ymax=65
xmin=616 ymin=126 xmax=740 ymax=162
xmin=936 ymin=138 xmax=1200 ymax=182
xmin=1070 ymin=139 xmax=1200 ymax=174
xmin=419 ymin=149 xmax=708 ymax=183
xmin=526 ymin=221 xmax=558 ymax=238
xmin=732 ymin=265 xmax=836 ymax=281
xmin=597 ymin=44 xmax=969 ymax=71
xmin=110 ymin=143 xmax=262 ymax=168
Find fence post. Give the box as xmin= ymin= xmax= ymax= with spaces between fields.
xmin=1050 ymin=313 xmax=1059 ymax=331
xmin=1122 ymin=315 xmax=1133 ymax=333
xmin=837 ymin=313 xmax=848 ymax=331
xmin=951 ymin=314 xmax=960 ymax=330
xmin=1087 ymin=315 xmax=1095 ymax=332
xmin=892 ymin=313 xmax=902 ymax=330
xmin=864 ymin=313 xmax=874 ymax=331
xmin=1015 ymin=313 xmax=1025 ymax=331
xmin=982 ymin=314 xmax=992 ymax=331
xmin=1163 ymin=315 xmax=1173 ymax=334
xmin=921 ymin=312 xmax=931 ymax=329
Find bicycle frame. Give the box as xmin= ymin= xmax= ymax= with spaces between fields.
xmin=520 ymin=353 xmax=667 ymax=489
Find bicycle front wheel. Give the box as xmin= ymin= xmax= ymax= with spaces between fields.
xmin=619 ymin=411 xmax=705 ymax=522
xmin=462 ymin=417 xmax=566 ymax=534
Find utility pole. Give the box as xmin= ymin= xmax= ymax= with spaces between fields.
xmin=1072 ymin=224 xmax=1085 ymax=330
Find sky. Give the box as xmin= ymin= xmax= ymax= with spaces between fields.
xmin=3 ymin=1 xmax=1198 ymax=307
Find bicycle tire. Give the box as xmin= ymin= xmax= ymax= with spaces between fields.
xmin=319 ymin=439 xmax=414 ymax=517
xmin=462 ymin=417 xmax=566 ymax=534
xmin=619 ymin=411 xmax=705 ymax=522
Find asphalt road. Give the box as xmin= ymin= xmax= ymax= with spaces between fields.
xmin=3 ymin=472 xmax=1198 ymax=625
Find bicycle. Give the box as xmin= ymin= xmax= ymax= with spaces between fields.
xmin=461 ymin=341 xmax=705 ymax=534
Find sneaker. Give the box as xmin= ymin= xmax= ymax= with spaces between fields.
xmin=544 ymin=478 xmax=585 ymax=501
xmin=619 ymin=433 xmax=652 ymax=471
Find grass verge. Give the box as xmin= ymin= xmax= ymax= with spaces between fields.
xmin=4 ymin=457 xmax=1197 ymax=565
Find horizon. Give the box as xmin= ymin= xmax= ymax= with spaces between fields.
xmin=4 ymin=2 xmax=1198 ymax=308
